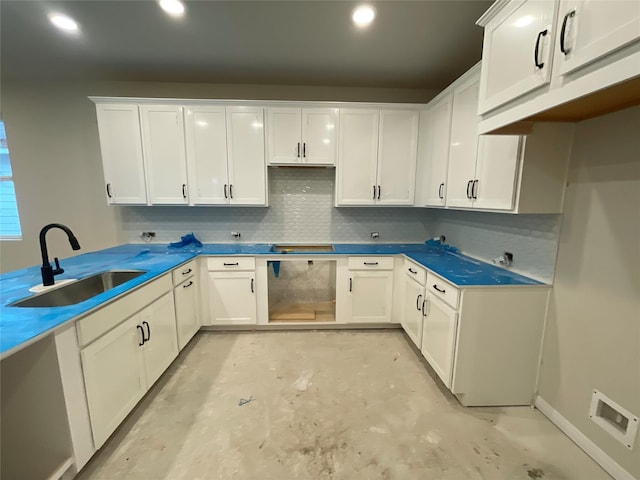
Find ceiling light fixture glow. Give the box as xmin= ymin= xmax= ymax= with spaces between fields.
xmin=48 ymin=13 xmax=79 ymax=33
xmin=159 ymin=0 xmax=185 ymax=17
xmin=352 ymin=5 xmax=376 ymax=28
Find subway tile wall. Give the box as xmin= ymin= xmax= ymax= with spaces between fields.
xmin=120 ymin=168 xmax=561 ymax=282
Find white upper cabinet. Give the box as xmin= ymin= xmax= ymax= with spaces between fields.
xmin=478 ymin=0 xmax=558 ymax=115
xmin=184 ymin=106 xmax=228 ymax=205
xmin=336 ymin=109 xmax=380 ymax=205
xmin=473 ymin=135 xmax=522 ymax=211
xmin=226 ymin=106 xmax=267 ymax=205
xmin=376 ymin=110 xmax=419 ymax=205
xmin=446 ymin=75 xmax=481 ymax=209
xmin=95 ymin=104 xmax=147 ymax=205
xmin=267 ymin=108 xmax=337 ymax=165
xmin=336 ymin=109 xmax=418 ymax=206
xmin=139 ymin=105 xmax=188 ymax=205
xmin=415 ymin=98 xmax=453 ymax=207
xmin=553 ymin=0 xmax=640 ymax=77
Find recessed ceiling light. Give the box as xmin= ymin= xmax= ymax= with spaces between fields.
xmin=48 ymin=13 xmax=79 ymax=33
xmin=352 ymin=5 xmax=376 ymax=28
xmin=159 ymin=0 xmax=185 ymax=17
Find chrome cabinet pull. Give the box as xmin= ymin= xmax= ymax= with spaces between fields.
xmin=560 ymin=10 xmax=576 ymax=55
xmin=534 ymin=29 xmax=548 ymax=68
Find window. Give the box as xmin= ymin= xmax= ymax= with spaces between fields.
xmin=0 ymin=121 xmax=22 ymax=239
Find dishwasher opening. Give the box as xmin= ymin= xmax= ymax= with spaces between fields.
xmin=268 ymin=259 xmax=336 ymax=323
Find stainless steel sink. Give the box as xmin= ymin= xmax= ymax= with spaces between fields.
xmin=10 ymin=270 xmax=146 ymax=308
xmin=272 ymin=244 xmax=335 ymax=253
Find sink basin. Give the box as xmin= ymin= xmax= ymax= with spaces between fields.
xmin=10 ymin=270 xmax=146 ymax=308
xmin=272 ymin=244 xmax=334 ymax=253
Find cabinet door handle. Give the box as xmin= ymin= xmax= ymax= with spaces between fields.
xmin=534 ymin=29 xmax=548 ymax=68
xmin=137 ymin=325 xmax=145 ymax=346
xmin=182 ymin=268 xmax=192 ymax=276
xmin=223 ymin=262 xmax=239 ymax=266
xmin=377 ymin=185 xmax=381 ymax=200
xmin=349 ymin=277 xmax=352 ymax=292
xmin=466 ymin=180 xmax=473 ymax=199
xmin=297 ymin=142 xmax=301 ymax=158
xmin=408 ymin=268 xmax=417 ymax=274
xmin=224 ymin=184 xmax=228 ymax=199
xmin=472 ymin=179 xmax=478 ymax=199
xmin=303 ymin=142 xmax=306 ymax=158
xmin=229 ymin=184 xmax=233 ymax=199
xmin=106 ymin=183 xmax=113 ymax=198
xmin=182 ymin=184 xmax=187 ymax=199
xmin=421 ymin=298 xmax=427 ymax=316
xmin=432 ymin=284 xmax=446 ymax=294
xmin=363 ymin=262 xmax=379 ymax=266
xmin=560 ymin=10 xmax=576 ymax=55
xmin=250 ymin=278 xmax=254 ymax=293
xmin=416 ymin=294 xmax=422 ymax=311
xmin=142 ymin=321 xmax=151 ymax=342
xmin=183 ymin=280 xmax=193 ymax=288
xmin=373 ymin=185 xmax=376 ymax=199
xmin=438 ymin=183 xmax=444 ymax=199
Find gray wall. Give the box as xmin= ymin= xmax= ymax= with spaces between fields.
xmin=537 ymin=106 xmax=640 ymax=478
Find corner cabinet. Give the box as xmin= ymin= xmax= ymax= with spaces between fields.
xmin=95 ymin=104 xmax=147 ymax=205
xmin=267 ymin=108 xmax=337 ymax=166
xmin=336 ymin=109 xmax=418 ymax=206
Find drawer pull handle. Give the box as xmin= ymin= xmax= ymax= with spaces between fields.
xmin=416 ymin=294 xmax=422 ymax=311
xmin=534 ymin=29 xmax=548 ymax=68
xmin=363 ymin=262 xmax=379 ymax=266
xmin=142 ymin=321 xmax=151 ymax=342
xmin=183 ymin=280 xmax=193 ymax=288
xmin=182 ymin=268 xmax=192 ymax=275
xmin=560 ymin=10 xmax=576 ymax=55
xmin=349 ymin=277 xmax=353 ymax=292
xmin=137 ymin=325 xmax=145 ymax=346
xmin=106 ymin=183 xmax=113 ymax=198
xmin=251 ymin=278 xmax=254 ymax=293
xmin=433 ymin=285 xmax=446 ymax=294
xmin=223 ymin=262 xmax=239 ymax=266
xmin=408 ymin=268 xmax=417 ymax=274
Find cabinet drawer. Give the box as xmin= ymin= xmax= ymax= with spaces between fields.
xmin=403 ymin=258 xmax=427 ymax=286
xmin=207 ymin=256 xmax=255 ymax=271
xmin=347 ymin=256 xmax=394 ymax=270
xmin=76 ymin=274 xmax=172 ymax=347
xmin=172 ymin=259 xmax=197 ymax=285
xmin=426 ymin=272 xmax=460 ymax=309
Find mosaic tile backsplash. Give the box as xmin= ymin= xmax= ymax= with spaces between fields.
xmin=120 ymin=168 xmax=561 ymax=282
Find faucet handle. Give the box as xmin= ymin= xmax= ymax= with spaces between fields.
xmin=52 ymin=257 xmax=64 ymax=275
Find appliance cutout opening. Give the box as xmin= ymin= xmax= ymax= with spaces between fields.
xmin=588 ymin=390 xmax=638 ymax=450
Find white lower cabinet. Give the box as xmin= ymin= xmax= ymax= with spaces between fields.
xmin=140 ymin=293 xmax=179 ymax=387
xmin=206 ymin=257 xmax=257 ymax=325
xmin=401 ymin=275 xmax=425 ymax=347
xmin=343 ymin=257 xmax=394 ymax=323
xmin=421 ymin=293 xmax=458 ymax=389
xmin=173 ymin=260 xmax=200 ymax=350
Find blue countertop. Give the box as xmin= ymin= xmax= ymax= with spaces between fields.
xmin=0 ymin=242 xmax=544 ymax=358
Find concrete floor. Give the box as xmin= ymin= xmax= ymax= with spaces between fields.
xmin=77 ymin=330 xmax=611 ymax=479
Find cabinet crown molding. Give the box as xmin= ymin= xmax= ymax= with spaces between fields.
xmin=476 ymin=0 xmax=511 ymax=27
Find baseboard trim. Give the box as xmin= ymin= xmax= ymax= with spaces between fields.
xmin=534 ymin=396 xmax=636 ymax=480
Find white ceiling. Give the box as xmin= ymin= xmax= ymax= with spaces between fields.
xmin=0 ymin=0 xmax=493 ymax=89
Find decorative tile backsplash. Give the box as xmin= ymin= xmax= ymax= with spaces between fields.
xmin=120 ymin=168 xmax=561 ymax=282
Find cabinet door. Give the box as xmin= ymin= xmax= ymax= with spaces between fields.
xmin=226 ymin=107 xmax=267 ymax=205
xmin=140 ymin=105 xmax=188 ymax=205
xmin=347 ymin=270 xmax=393 ymax=323
xmin=415 ymin=98 xmax=453 ymax=207
xmin=302 ymin=108 xmax=337 ymax=165
xmin=95 ymin=104 xmax=147 ymax=205
xmin=208 ymin=271 xmax=257 ymax=325
xmin=140 ymin=292 xmax=179 ymax=388
xmin=184 ymin=106 xmax=229 ymax=205
xmin=401 ymin=276 xmax=424 ymax=348
xmin=377 ymin=110 xmax=419 ymax=205
xmin=81 ymin=315 xmax=146 ymax=448
xmin=174 ymin=277 xmax=200 ymax=350
xmin=473 ymin=135 xmax=522 ymax=211
xmin=336 ymin=109 xmax=379 ymax=205
xmin=267 ymin=108 xmax=302 ymax=165
xmin=421 ymin=294 xmax=458 ymax=389
xmin=446 ymin=76 xmax=480 ymax=208
xmin=478 ymin=0 xmax=557 ymax=114
xmin=554 ymin=0 xmax=640 ymax=77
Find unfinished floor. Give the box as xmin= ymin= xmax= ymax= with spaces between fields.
xmin=76 ymin=330 xmax=611 ymax=479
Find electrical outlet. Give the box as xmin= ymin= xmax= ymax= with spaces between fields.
xmin=504 ymin=252 xmax=513 ymax=263
xmin=141 ymin=232 xmax=156 ymax=242
xmin=231 ymin=231 xmax=241 ymax=239
xmin=370 ymin=232 xmax=379 ymax=240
